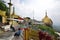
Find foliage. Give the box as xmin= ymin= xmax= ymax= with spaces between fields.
xmin=37 ymin=25 xmax=58 ymax=37
xmin=0 ymin=0 xmax=9 ymax=16
xmin=32 ymin=24 xmax=58 ymax=37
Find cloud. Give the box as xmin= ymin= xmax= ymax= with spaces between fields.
xmin=4 ymin=0 xmax=60 ymax=31
xmin=4 ymin=0 xmax=59 ymax=22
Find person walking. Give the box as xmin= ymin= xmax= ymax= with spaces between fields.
xmin=12 ymin=28 xmax=21 ymax=40
xmin=14 ymin=28 xmax=21 ymax=37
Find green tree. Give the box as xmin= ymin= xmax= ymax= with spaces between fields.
xmin=0 ymin=0 xmax=9 ymax=16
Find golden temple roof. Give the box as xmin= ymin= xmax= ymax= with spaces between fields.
xmin=42 ymin=11 xmax=53 ymax=25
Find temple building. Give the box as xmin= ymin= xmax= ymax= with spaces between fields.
xmin=42 ymin=11 xmax=53 ymax=27
xmin=0 ymin=10 xmax=7 ymax=24
xmin=7 ymin=0 xmax=21 ymax=25
xmin=9 ymin=7 xmax=20 ymax=25
xmin=11 ymin=7 xmax=19 ymax=19
xmin=0 ymin=7 xmax=20 ymax=25
xmin=0 ymin=0 xmax=23 ymax=25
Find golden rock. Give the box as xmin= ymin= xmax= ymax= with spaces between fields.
xmin=42 ymin=11 xmax=53 ymax=26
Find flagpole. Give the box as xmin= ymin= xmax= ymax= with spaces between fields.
xmin=32 ymin=9 xmax=34 ymax=26
xmin=33 ymin=9 xmax=34 ymax=20
xmin=8 ymin=0 xmax=13 ymax=25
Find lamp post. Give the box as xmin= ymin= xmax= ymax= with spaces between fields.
xmin=8 ymin=0 xmax=13 ymax=25
xmin=8 ymin=0 xmax=13 ymax=16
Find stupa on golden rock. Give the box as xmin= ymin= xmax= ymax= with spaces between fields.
xmin=42 ymin=11 xmax=53 ymax=27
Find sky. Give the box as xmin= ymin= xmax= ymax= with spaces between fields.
xmin=4 ymin=0 xmax=60 ymax=31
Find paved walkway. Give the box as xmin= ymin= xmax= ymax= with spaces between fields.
xmin=12 ymin=36 xmax=23 ymax=40
xmin=0 ymin=31 xmax=14 ymax=40
xmin=0 ymin=31 xmax=23 ymax=40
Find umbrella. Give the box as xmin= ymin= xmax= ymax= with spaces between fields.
xmin=7 ymin=18 xmax=24 ymax=22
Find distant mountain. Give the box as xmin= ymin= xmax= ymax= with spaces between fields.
xmin=53 ymin=25 xmax=60 ymax=32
